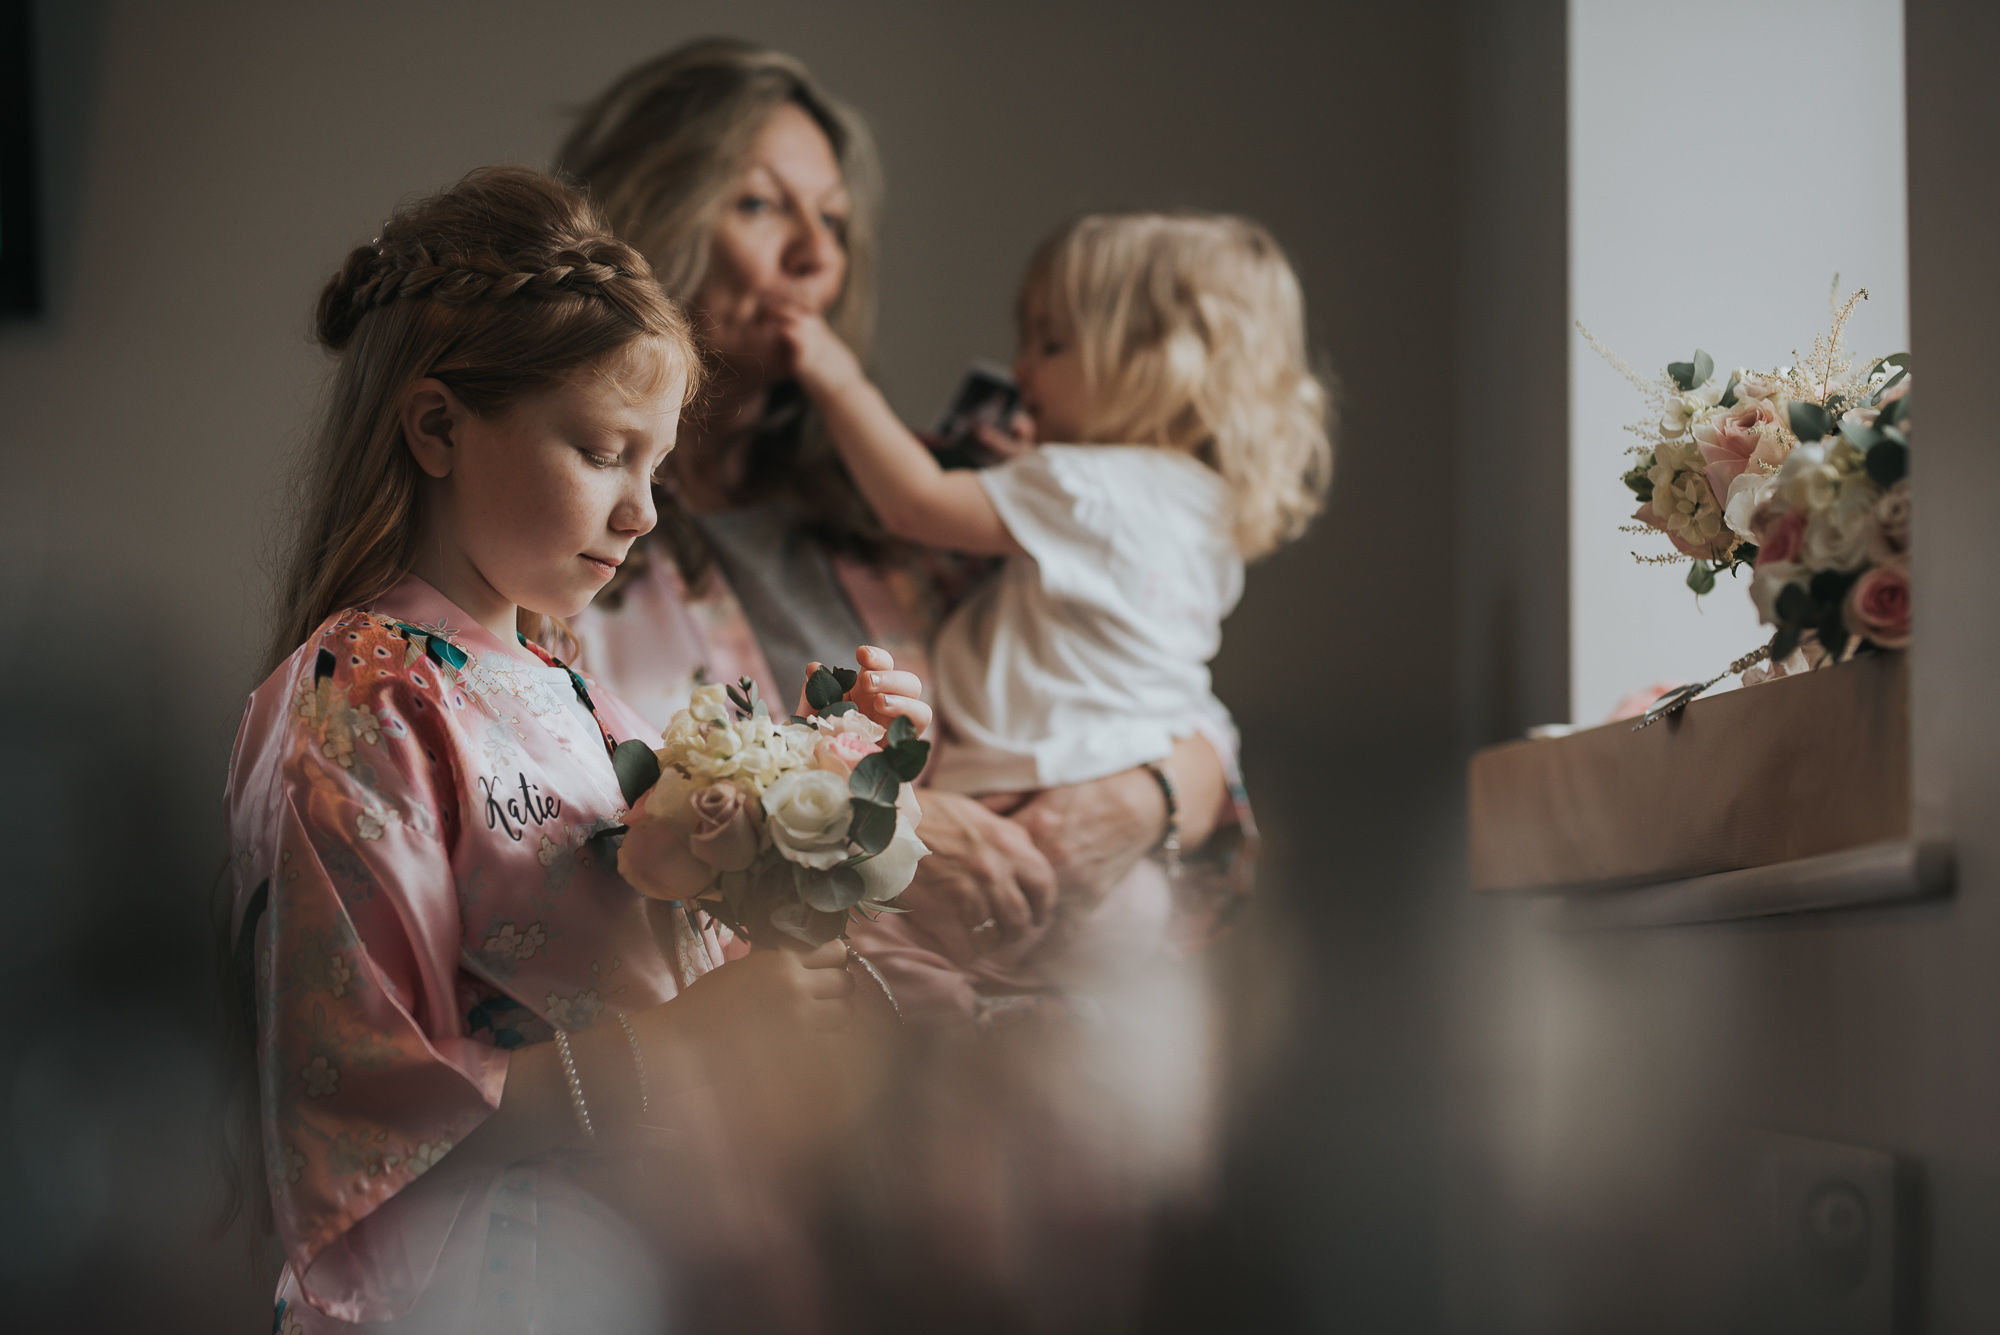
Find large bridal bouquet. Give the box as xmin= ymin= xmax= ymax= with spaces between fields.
xmin=1586 ymin=288 xmax=1913 ymax=672
xmin=613 ymin=668 xmax=931 ymax=948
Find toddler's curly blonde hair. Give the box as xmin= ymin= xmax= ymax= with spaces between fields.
xmin=1019 ymin=211 xmax=1334 ymax=559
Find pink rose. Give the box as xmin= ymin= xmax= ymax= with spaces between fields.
xmin=1844 ymin=562 xmax=1911 ymax=649
xmin=1755 ymin=507 xmax=1808 ymax=566
xmin=618 ymin=785 xmax=714 ymax=899
xmin=1696 ymin=399 xmax=1778 ymax=506
xmin=687 ymin=782 xmax=763 ymax=872
xmin=813 ymin=728 xmax=881 ymax=778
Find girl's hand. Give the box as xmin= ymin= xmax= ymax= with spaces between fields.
xmin=776 ymin=309 xmax=865 ymax=398
xmin=803 ymin=645 xmax=931 ymax=737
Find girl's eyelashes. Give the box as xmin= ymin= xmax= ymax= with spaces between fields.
xmin=578 ymin=447 xmax=622 ymax=470
xmin=736 ymin=193 xmax=771 ymax=216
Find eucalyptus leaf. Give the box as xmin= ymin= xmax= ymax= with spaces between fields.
xmin=611 ymin=739 xmax=662 ymax=807
xmin=1686 ymin=560 xmax=1716 ymax=596
xmin=1866 ymin=440 xmax=1909 ymax=488
xmin=886 ymin=716 xmax=917 ymax=747
xmin=798 ymin=863 xmax=868 ymax=913
xmin=1692 ymin=349 xmax=1714 ymax=387
xmin=1788 ymin=400 xmax=1832 ymax=442
xmin=1839 ymin=420 xmax=1883 ymax=450
xmin=1720 ymin=371 xmax=1740 ymax=409
xmin=848 ymin=799 xmax=897 ymax=857
xmin=805 ymin=666 xmax=845 ymax=711
xmin=849 ymin=753 xmax=899 ymax=806
xmin=1775 ymin=583 xmax=1815 ymax=623
xmin=1771 ymin=625 xmax=1801 ymax=662
xmin=1877 ymin=398 xmax=1907 ymax=429
xmin=883 ymin=738 xmax=931 ymax=783
xmin=821 ymin=701 xmax=858 ymax=717
xmin=1668 ymin=360 xmax=1696 ymax=391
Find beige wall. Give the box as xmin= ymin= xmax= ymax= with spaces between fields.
xmin=0 ymin=2 xmax=1462 ymax=1328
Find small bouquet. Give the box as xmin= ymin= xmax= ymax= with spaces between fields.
xmin=1585 ymin=286 xmax=1912 ymax=683
xmin=612 ymin=667 xmax=931 ymax=948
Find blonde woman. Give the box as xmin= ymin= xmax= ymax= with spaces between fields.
xmin=560 ymin=41 xmax=1249 ymax=998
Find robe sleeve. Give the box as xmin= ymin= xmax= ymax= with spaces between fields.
xmin=243 ymin=618 xmax=508 ymax=1321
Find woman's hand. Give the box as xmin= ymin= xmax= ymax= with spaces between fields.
xmin=902 ymin=789 xmax=1059 ymax=963
xmin=1012 ymin=732 xmax=1226 ymax=911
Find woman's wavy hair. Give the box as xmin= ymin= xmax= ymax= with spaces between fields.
xmin=557 ymin=38 xmax=891 ymax=590
xmin=1021 ymin=211 xmax=1335 ymax=559
xmin=264 ymin=165 xmax=700 ymax=675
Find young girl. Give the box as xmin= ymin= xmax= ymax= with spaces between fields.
xmin=226 ymin=166 xmax=926 ymax=1333
xmin=783 ymin=211 xmax=1330 ymax=991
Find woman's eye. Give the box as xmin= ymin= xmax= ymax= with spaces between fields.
xmin=820 ymin=212 xmax=849 ymax=244
xmin=737 ymin=194 xmax=770 ymax=216
xmin=1041 ymin=341 xmax=1065 ymax=357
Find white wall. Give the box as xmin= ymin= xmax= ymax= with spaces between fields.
xmin=1568 ymin=0 xmax=1907 ymax=726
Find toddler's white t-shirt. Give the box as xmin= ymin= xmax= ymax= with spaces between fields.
xmin=928 ymin=444 xmax=1244 ymax=793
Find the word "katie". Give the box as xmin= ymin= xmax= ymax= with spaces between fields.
xmin=482 ymin=773 xmax=562 ymax=842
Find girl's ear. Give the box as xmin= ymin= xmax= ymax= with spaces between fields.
xmin=402 ymin=378 xmax=465 ymax=480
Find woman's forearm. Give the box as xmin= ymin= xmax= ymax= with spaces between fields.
xmin=450 ymin=1019 xmax=649 ymax=1169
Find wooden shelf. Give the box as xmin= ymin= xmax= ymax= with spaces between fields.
xmin=1469 ymin=653 xmax=1930 ymax=920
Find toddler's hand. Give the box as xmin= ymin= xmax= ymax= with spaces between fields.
xmin=974 ymin=407 xmax=1038 ymax=459
xmin=776 ymin=309 xmax=865 ymax=398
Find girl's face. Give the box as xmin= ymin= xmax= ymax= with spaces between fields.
xmin=405 ymin=348 xmax=685 ymax=636
xmin=691 ymin=102 xmax=851 ymax=376
xmin=1013 ymin=288 xmax=1092 ymax=444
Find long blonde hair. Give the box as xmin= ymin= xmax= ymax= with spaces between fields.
xmin=266 ymin=166 xmax=699 ymax=674
xmin=558 ymin=39 xmax=893 ymax=589
xmin=1022 ymin=212 xmax=1334 ymax=559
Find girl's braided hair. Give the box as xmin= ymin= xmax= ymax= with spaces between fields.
xmin=265 ymin=166 xmax=700 ymax=673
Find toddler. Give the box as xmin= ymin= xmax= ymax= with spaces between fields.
xmin=785 ymin=211 xmax=1331 ymax=818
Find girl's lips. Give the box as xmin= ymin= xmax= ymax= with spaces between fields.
xmin=581 ymin=554 xmax=620 ymax=579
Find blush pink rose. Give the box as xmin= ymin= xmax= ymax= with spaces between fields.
xmin=813 ymin=728 xmax=881 ymax=778
xmin=1755 ymin=507 xmax=1808 ymax=566
xmin=1844 ymin=562 xmax=1911 ymax=649
xmin=1696 ymin=400 xmax=1778 ymax=505
xmin=687 ymin=782 xmax=762 ymax=872
xmin=618 ymin=785 xmax=713 ymax=899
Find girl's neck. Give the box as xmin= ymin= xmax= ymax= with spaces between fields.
xmin=407 ymin=526 xmax=527 ymax=657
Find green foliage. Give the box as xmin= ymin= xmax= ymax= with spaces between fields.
xmin=1622 ymin=459 xmax=1655 ymax=502
xmin=1686 ymin=560 xmax=1717 ymax=596
xmin=1866 ymin=440 xmax=1909 ymax=488
xmin=726 ymin=676 xmax=767 ymax=721
xmin=611 ymin=739 xmax=661 ymax=807
xmin=1719 ymin=371 xmax=1741 ymax=408
xmin=804 ymin=665 xmax=859 ymax=712
xmin=1789 ymin=401 xmax=1832 ymax=442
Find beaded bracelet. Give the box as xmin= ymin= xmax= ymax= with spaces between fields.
xmin=1143 ymin=759 xmax=1183 ymax=880
xmin=553 ymin=1029 xmax=594 ymax=1139
xmin=617 ymin=1013 xmax=649 ymax=1119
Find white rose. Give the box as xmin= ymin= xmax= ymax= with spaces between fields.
xmin=762 ymin=769 xmax=854 ymax=870
xmin=857 ymin=789 xmax=930 ymax=902
xmin=1735 ymin=370 xmax=1786 ymax=401
xmin=1799 ymin=483 xmax=1875 ymax=573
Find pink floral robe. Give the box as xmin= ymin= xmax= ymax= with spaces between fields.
xmin=227 ymin=575 xmax=730 ymax=1331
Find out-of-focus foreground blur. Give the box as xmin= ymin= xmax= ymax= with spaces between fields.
xmin=3 ymin=1 xmax=1998 ymax=1331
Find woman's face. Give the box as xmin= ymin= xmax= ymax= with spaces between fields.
xmin=691 ymin=102 xmax=851 ymax=375
xmin=408 ymin=346 xmax=686 ymax=627
xmin=1013 ymin=288 xmax=1092 ymax=444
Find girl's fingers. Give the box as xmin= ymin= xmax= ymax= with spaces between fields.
xmin=860 ymin=669 xmax=923 ymax=699
xmin=854 ymin=645 xmax=894 ymax=672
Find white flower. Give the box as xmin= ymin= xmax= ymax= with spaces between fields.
xmin=688 ymin=682 xmax=731 ymax=724
xmin=1658 ymin=380 xmax=1723 ymax=437
xmin=857 ymin=791 xmax=930 ymax=903
xmin=1734 ymin=370 xmax=1786 ymax=401
xmin=356 ymin=801 xmax=400 ymax=842
xmin=1799 ymin=482 xmax=1876 ymax=573
xmin=762 ymin=769 xmax=855 ymax=870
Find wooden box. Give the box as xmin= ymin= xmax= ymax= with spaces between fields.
xmin=1469 ymin=653 xmax=1910 ymax=896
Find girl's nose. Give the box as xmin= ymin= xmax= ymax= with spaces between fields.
xmin=612 ymin=471 xmax=658 ymax=538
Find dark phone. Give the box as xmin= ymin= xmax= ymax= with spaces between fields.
xmin=928 ymin=362 xmax=1020 ymax=469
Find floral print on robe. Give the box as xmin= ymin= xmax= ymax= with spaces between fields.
xmin=227 ymin=575 xmax=727 ymax=1325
